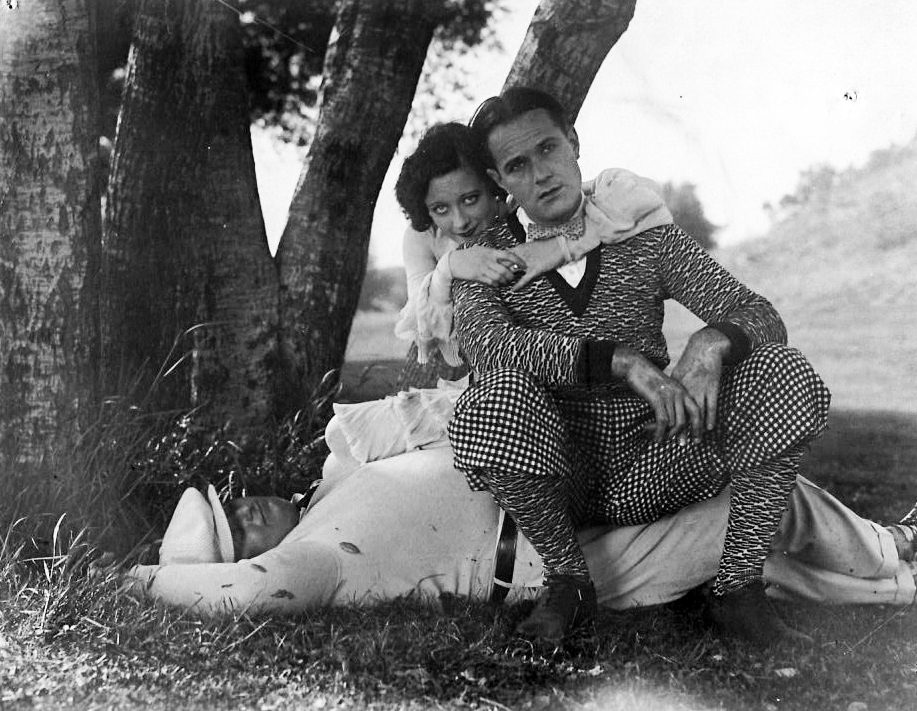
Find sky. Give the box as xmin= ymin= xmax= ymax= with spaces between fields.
xmin=254 ymin=0 xmax=917 ymax=266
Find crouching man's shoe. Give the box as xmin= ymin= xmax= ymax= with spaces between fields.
xmin=516 ymin=574 xmax=597 ymax=643
xmin=705 ymin=581 xmax=813 ymax=646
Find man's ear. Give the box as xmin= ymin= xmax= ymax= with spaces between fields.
xmin=568 ymin=127 xmax=580 ymax=159
xmin=487 ymin=167 xmax=506 ymax=191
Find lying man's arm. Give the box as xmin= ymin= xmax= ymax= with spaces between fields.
xmin=126 ymin=540 xmax=341 ymax=616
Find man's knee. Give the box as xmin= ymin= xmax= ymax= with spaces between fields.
xmin=745 ymin=342 xmax=808 ymax=373
xmin=725 ymin=342 xmax=830 ymax=442
xmin=743 ymin=344 xmax=827 ymax=396
xmin=454 ymin=368 xmax=547 ymax=417
xmin=450 ymin=368 xmax=558 ymax=448
xmin=473 ymin=367 xmax=542 ymax=394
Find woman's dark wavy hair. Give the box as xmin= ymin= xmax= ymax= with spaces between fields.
xmin=469 ymin=86 xmax=571 ymax=168
xmin=395 ymin=122 xmax=503 ymax=233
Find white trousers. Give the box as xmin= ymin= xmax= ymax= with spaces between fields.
xmin=558 ymin=477 xmax=914 ymax=609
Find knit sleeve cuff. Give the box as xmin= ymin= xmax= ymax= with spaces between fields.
xmin=576 ymin=340 xmax=618 ymax=384
xmin=707 ymin=322 xmax=751 ymax=365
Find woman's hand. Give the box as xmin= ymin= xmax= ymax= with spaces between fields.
xmin=508 ymin=239 xmax=566 ymax=291
xmin=449 ymin=245 xmax=526 ymax=286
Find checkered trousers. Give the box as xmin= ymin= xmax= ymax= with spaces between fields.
xmin=448 ymin=343 xmax=831 ymax=590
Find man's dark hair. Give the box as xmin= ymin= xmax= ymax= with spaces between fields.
xmin=395 ymin=122 xmax=502 ymax=233
xmin=469 ymin=87 xmax=572 ymax=167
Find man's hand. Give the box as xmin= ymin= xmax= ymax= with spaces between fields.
xmin=613 ymin=346 xmax=702 ymax=443
xmin=450 ymin=245 xmax=525 ymax=286
xmin=670 ymin=327 xmax=731 ymax=436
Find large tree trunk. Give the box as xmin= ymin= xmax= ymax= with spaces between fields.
xmin=0 ymin=0 xmax=102 ymax=466
xmin=505 ymin=0 xmax=637 ymax=122
xmin=275 ymin=0 xmax=438 ymax=412
xmin=102 ymin=0 xmax=278 ymax=428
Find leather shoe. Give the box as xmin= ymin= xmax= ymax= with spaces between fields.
xmin=516 ymin=574 xmax=597 ymax=643
xmin=705 ymin=581 xmax=813 ymax=646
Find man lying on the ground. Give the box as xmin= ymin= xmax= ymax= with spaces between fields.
xmin=126 ymin=445 xmax=917 ymax=619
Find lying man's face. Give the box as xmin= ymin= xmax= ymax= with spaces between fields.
xmin=486 ymin=108 xmax=583 ymax=226
xmin=225 ymin=496 xmax=300 ymax=560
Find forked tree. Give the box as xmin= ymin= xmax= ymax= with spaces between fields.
xmin=102 ymin=0 xmax=279 ymax=427
xmin=0 ymin=0 xmax=638 ymax=467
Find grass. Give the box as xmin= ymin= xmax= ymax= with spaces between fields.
xmin=1 ymin=408 xmax=915 ymax=710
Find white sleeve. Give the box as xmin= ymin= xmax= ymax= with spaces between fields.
xmin=394 ymin=227 xmax=462 ymax=366
xmin=126 ymin=540 xmax=341 ymax=615
xmin=583 ymin=168 xmax=673 ymax=246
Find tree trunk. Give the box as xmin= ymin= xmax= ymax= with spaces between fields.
xmin=0 ymin=0 xmax=102 ymax=466
xmin=275 ymin=0 xmax=438 ymax=412
xmin=102 ymin=0 xmax=278 ymax=428
xmin=505 ymin=0 xmax=637 ymax=122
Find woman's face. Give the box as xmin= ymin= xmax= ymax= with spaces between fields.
xmin=225 ymin=496 xmax=300 ymax=560
xmin=424 ymin=167 xmax=498 ymax=241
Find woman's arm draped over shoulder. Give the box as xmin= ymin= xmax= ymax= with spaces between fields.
xmin=395 ymin=223 xmax=532 ymax=367
xmin=394 ymin=226 xmax=463 ymax=366
xmin=452 ymin=228 xmax=597 ymax=387
xmin=509 ymin=169 xmax=673 ymax=292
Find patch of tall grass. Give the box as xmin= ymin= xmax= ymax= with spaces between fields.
xmin=0 ymin=366 xmax=335 ymax=652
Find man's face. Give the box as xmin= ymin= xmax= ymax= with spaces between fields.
xmin=225 ymin=496 xmax=299 ymax=560
xmin=486 ymin=108 xmax=582 ymax=225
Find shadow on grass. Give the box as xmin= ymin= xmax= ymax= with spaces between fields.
xmin=806 ymin=408 xmax=917 ymax=523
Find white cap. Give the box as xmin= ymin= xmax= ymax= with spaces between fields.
xmin=159 ymin=485 xmax=235 ymax=564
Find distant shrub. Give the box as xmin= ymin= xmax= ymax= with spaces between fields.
xmin=661 ymin=182 xmax=718 ymax=250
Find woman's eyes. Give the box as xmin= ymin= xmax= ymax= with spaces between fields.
xmin=430 ymin=194 xmax=479 ymax=213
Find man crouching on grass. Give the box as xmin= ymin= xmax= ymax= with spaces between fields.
xmin=447 ymin=86 xmax=831 ymax=645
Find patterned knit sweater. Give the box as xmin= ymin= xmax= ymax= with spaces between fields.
xmin=452 ymin=222 xmax=787 ymax=393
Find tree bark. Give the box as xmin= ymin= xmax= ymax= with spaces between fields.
xmin=0 ymin=0 xmax=102 ymax=466
xmin=505 ymin=0 xmax=637 ymax=122
xmin=275 ymin=0 xmax=438 ymax=412
xmin=102 ymin=0 xmax=278 ymax=428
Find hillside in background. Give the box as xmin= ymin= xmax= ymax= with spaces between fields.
xmin=666 ymin=137 xmax=917 ymax=414
xmin=348 ymin=138 xmax=917 ymax=412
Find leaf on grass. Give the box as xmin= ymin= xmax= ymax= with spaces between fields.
xmin=270 ymin=589 xmax=295 ymax=599
xmin=774 ymin=667 xmax=798 ymax=678
xmin=585 ymin=664 xmax=603 ymax=677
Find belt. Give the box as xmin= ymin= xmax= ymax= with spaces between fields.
xmin=490 ymin=510 xmax=517 ymax=604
